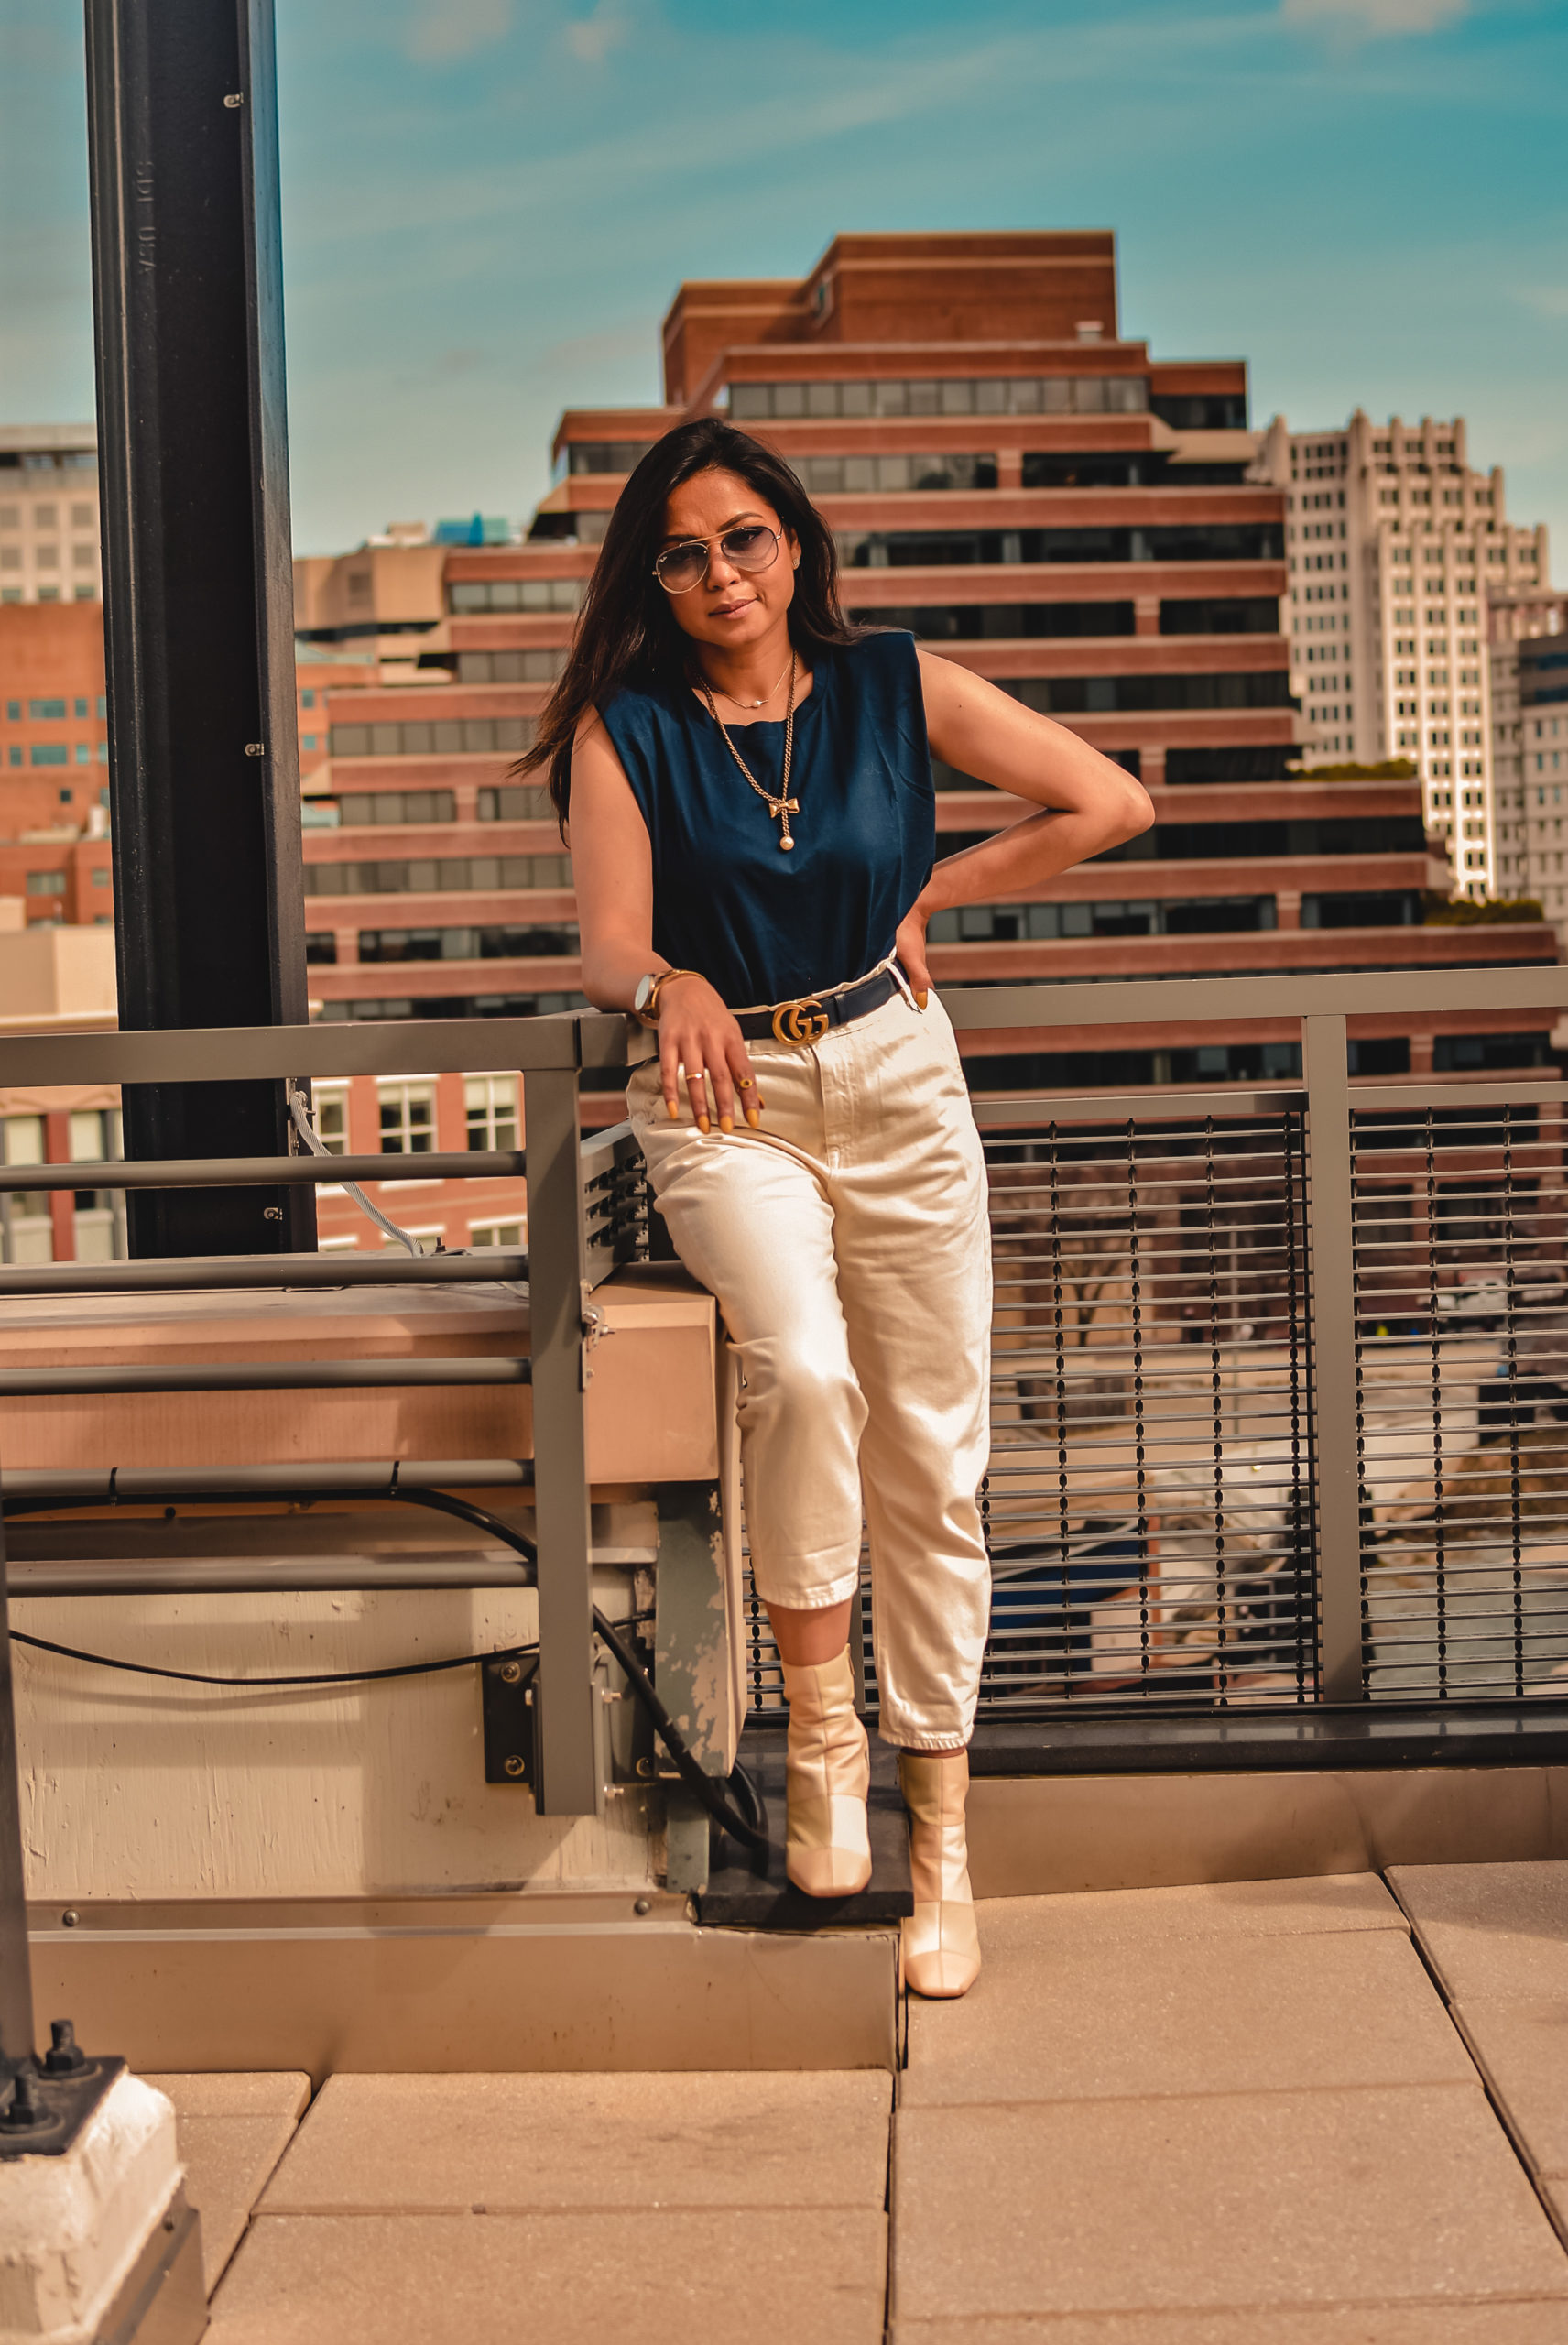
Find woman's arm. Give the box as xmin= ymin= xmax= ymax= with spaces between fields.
xmin=898 ymin=651 xmax=1156 ymax=991
xmin=569 ymin=717 xmax=761 ymax=1131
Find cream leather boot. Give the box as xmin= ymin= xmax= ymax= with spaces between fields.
xmin=780 ymin=1649 xmax=872 ymax=1898
xmin=898 ymin=1751 xmax=982 ymax=1998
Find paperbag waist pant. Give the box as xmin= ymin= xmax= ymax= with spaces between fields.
xmin=627 ymin=986 xmax=993 ymax=1750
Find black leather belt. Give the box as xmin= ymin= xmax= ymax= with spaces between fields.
xmin=735 ymin=967 xmax=900 ymax=1046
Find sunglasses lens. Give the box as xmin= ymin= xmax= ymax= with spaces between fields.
xmin=657 ymin=543 xmax=707 ymax=592
xmin=722 ymin=525 xmax=778 ymax=572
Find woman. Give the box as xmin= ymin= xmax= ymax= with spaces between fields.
xmin=521 ymin=418 xmax=1151 ymax=1998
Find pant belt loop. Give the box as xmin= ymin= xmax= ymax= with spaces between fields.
xmin=887 ymin=958 xmax=922 ymax=1014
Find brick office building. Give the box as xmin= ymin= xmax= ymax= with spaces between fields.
xmin=300 ymin=230 xmax=1558 ymax=1135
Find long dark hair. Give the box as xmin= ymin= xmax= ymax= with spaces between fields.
xmin=515 ymin=418 xmax=863 ymax=833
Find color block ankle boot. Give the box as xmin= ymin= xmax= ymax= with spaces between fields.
xmin=780 ymin=1649 xmax=872 ymax=1899
xmin=898 ymin=1751 xmax=982 ymax=1999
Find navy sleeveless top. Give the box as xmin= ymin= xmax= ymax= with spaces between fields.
xmin=597 ymin=631 xmax=934 ymax=1008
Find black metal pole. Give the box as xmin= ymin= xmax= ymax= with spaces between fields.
xmin=0 ymin=1512 xmax=36 ymax=2077
xmin=83 ymin=0 xmax=314 ymax=1257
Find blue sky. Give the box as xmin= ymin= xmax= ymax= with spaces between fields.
xmin=4 ymin=0 xmax=1566 ymax=561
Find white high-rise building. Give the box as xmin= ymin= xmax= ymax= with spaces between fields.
xmin=1257 ymin=411 xmax=1550 ymax=899
xmin=0 ymin=426 xmax=100 ymax=607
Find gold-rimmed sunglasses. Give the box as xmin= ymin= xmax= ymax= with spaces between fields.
xmin=653 ymin=523 xmax=782 ymax=594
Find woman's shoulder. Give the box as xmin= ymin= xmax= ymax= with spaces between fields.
xmin=834 ymin=627 xmax=920 ymax=693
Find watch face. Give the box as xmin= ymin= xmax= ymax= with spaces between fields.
xmin=633 ymin=974 xmax=655 ymax=1015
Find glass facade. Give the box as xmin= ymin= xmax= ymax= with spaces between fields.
xmin=337 ymin=790 xmax=456 ymax=826
xmin=565 ymin=442 xmax=656 ymax=474
xmin=1020 ymin=453 xmax=1250 ymax=488
xmin=855 ymin=602 xmax=1135 ymax=639
xmin=730 ymin=376 xmax=1149 ymax=420
xmin=455 ymin=650 xmax=567 ymax=683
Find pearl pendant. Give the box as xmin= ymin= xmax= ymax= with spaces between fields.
xmin=780 ymin=836 xmax=795 ymax=852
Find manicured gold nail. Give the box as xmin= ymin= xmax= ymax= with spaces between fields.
xmin=666 ymin=1099 xmax=680 ymax=1121
xmin=746 ymin=1107 xmax=761 ymax=1129
xmin=914 ymin=989 xmax=930 ymax=1009
xmin=697 ymin=1115 xmax=710 ymax=1135
xmin=719 ymin=1114 xmax=734 ymax=1134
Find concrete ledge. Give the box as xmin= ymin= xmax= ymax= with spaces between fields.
xmin=28 ymin=1893 xmax=898 ymax=2080
xmin=969 ymin=1766 xmax=1568 ymax=1897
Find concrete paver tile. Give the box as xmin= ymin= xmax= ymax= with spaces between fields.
xmin=1389 ymin=1863 xmax=1568 ymax=2001
xmin=142 ymin=2073 xmax=312 ymax=2121
xmin=175 ymin=2114 xmax=310 ymax=2296
xmin=259 ymin=2069 xmax=891 ymax=2214
xmin=209 ymin=2209 xmax=887 ymax=2343
xmin=1456 ymin=1999 xmax=1568 ymax=2177
xmin=958 ymin=1877 xmax=1404 ymax=1959
xmin=892 ymin=2084 xmax=1568 ymax=2321
xmin=892 ymin=2302 xmax=1568 ymax=2342
xmin=906 ymin=1928 xmax=1468 ymax=2107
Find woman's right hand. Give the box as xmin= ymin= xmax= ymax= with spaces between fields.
xmin=657 ymin=973 xmax=763 ymax=1134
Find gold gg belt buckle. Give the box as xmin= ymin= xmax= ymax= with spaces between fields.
xmin=771 ymin=995 xmax=831 ymax=1044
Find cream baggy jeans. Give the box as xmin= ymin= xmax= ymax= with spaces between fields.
xmin=627 ymin=984 xmax=993 ymax=1750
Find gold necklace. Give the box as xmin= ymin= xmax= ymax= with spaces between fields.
xmin=709 ymin=649 xmax=794 ymax=711
xmin=701 ymin=654 xmax=799 ymax=851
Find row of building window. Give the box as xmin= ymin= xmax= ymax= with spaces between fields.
xmin=5 ymin=698 xmax=106 ymax=722
xmin=8 ymin=744 xmax=106 ymax=768
xmin=303 ymin=854 xmax=572 ymax=898
xmin=729 ymin=376 xmax=1153 ymax=420
xmin=1008 ymin=672 xmax=1292 ymax=714
xmin=302 ymin=784 xmax=554 ymax=828
xmin=926 ymin=890 xmax=1421 ymax=942
xmin=837 ymin=524 xmax=1282 ymax=568
xmin=329 ymin=717 xmax=539 ymax=758
xmin=856 ymin=598 xmax=1279 ymax=639
xmin=0 ymin=502 xmax=95 ymax=529
xmin=318 ymin=990 xmax=584 ymax=1024
xmin=448 ymin=577 xmax=583 ymax=615
xmin=454 ymin=651 xmax=567 ymax=684
xmin=352 ymin=924 xmax=578 ymax=964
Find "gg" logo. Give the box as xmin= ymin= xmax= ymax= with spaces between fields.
xmin=771 ymin=998 xmax=831 ymax=1044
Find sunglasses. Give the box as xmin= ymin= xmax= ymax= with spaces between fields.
xmin=653 ymin=523 xmax=782 ymax=594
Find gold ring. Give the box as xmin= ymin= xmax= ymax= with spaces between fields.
xmin=736 ymin=1076 xmax=753 ymax=1090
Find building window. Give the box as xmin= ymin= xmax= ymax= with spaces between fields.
xmin=28 ymin=698 xmax=67 ymax=719
xmin=464 ymin=1075 xmax=519 ymax=1152
xmin=377 ymin=1082 xmax=436 ymax=1155
xmin=336 ymin=789 xmax=456 ymax=826
xmin=25 ymin=872 xmax=66 ymax=896
xmin=469 ymin=1220 xmax=524 ymax=1248
xmin=330 ymin=717 xmax=538 ymax=758
xmin=447 ymin=577 xmax=582 ymax=616
xmin=731 ymin=375 xmax=1153 ymax=420
xmin=29 ymin=746 xmax=68 ymax=767
xmin=311 ymin=1085 xmax=350 ymax=1155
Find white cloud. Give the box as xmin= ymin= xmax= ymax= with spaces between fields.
xmin=1281 ymin=0 xmax=1467 ymax=32
xmin=406 ymin=0 xmax=513 ymax=64
xmin=564 ymin=3 xmax=628 ymax=63
xmin=1516 ymin=285 xmax=1568 ymax=321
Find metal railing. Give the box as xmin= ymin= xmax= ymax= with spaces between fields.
xmin=0 ymin=1010 xmax=649 ymax=1816
xmin=739 ymin=964 xmax=1568 ymax=1742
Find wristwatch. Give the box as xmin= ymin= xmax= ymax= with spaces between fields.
xmin=633 ymin=968 xmax=697 ymax=1027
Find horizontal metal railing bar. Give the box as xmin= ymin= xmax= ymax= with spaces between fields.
xmin=975 ymin=1087 xmax=1304 ymax=1126
xmin=0 ymin=1460 xmax=536 ymax=1500
xmin=5 ymin=1559 xmax=548 ymax=1596
xmin=1354 ymin=1080 xmax=1568 ymax=1111
xmin=0 ymin=1358 xmax=532 ymax=1397
xmin=0 ymin=1009 xmax=654 ymax=1089
xmin=0 ymin=1251 xmax=528 ymax=1298
xmin=945 ymin=966 xmax=1568 ymax=1032
xmin=0 ymin=1151 xmax=526 ymax=1191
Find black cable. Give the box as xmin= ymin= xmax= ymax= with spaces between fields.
xmin=6 ymin=1628 xmax=539 ymax=1690
xmin=5 ymin=1479 xmax=778 ymax=1855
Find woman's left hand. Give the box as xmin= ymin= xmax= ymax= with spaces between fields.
xmin=895 ymin=904 xmax=932 ymax=1003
